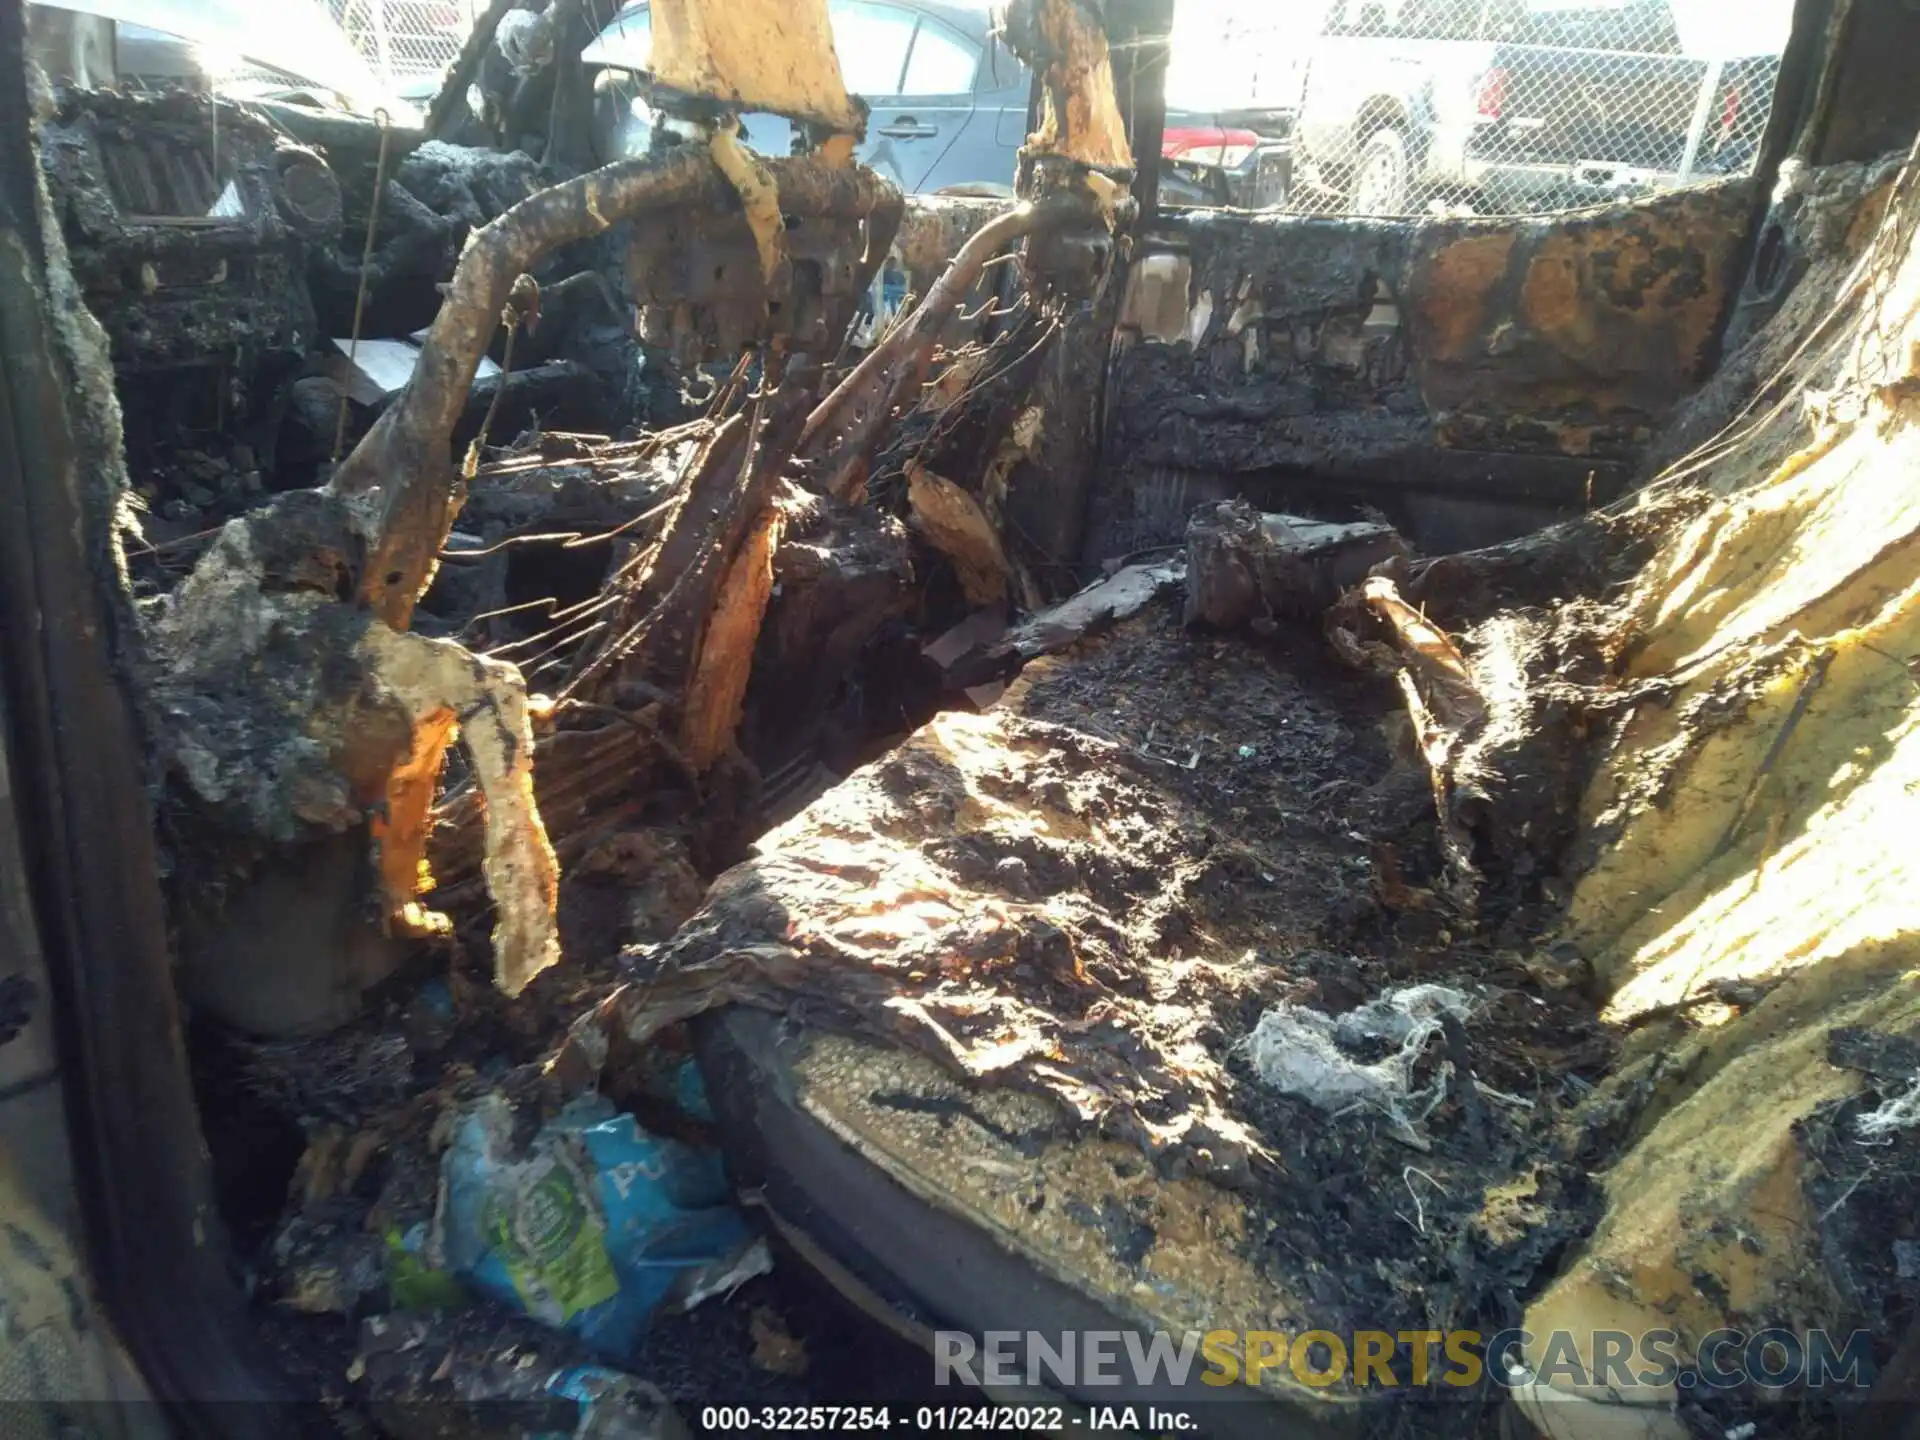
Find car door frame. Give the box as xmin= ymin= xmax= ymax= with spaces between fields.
xmin=848 ymin=0 xmax=981 ymax=193
xmin=975 ymin=25 xmax=1034 ymax=194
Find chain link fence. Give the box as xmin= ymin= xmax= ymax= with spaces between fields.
xmin=1166 ymin=0 xmax=1792 ymax=219
xmin=326 ymin=0 xmax=480 ymax=91
xmin=325 ymin=1 xmax=634 ymax=99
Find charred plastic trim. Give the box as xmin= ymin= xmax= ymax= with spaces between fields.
xmin=694 ymin=1009 xmax=1350 ymax=1440
xmin=0 ymin=8 xmax=299 ymax=1434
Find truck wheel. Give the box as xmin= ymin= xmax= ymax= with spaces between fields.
xmin=1349 ymin=127 xmax=1410 ymax=217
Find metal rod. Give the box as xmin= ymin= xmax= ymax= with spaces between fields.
xmin=799 ymin=203 xmax=1041 ymax=498
xmin=332 ymin=111 xmax=394 ymax=462
xmin=1678 ymin=58 xmax=1726 ymax=186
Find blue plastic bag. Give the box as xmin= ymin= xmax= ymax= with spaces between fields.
xmin=439 ymin=1094 xmax=760 ymax=1359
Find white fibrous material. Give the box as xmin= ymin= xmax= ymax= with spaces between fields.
xmin=1854 ymin=1074 xmax=1920 ymax=1142
xmin=1240 ymin=983 xmax=1477 ymax=1143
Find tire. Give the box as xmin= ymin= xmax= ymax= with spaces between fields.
xmin=1349 ymin=126 xmax=1411 ymax=217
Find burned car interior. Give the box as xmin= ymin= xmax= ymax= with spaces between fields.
xmin=5 ymin=0 xmax=1920 ymax=1437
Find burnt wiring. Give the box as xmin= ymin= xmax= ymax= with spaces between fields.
xmin=904 ymin=304 xmax=1059 ymax=477
xmin=332 ymin=111 xmax=395 ymax=463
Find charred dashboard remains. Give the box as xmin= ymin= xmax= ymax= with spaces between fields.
xmin=43 ymin=90 xmax=336 ymax=501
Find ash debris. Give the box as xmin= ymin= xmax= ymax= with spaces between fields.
xmin=29 ymin=30 xmax=1729 ymax=1440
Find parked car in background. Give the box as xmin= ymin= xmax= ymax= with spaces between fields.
xmin=1155 ymin=0 xmax=1321 ymax=208
xmin=1160 ymin=121 xmax=1291 ymax=209
xmin=585 ymin=0 xmax=1031 ymax=195
xmin=1291 ymin=0 xmax=1785 ymax=215
xmin=583 ymin=0 xmax=1290 ymax=207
